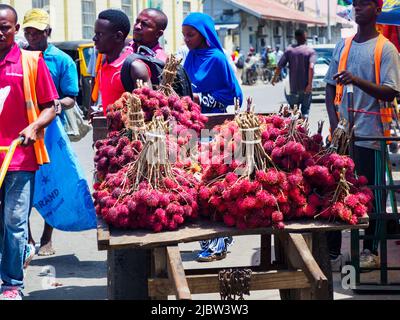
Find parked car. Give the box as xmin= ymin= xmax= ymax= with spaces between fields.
xmin=311 ymin=44 xmax=335 ymax=100
xmin=51 ymin=40 xmax=94 ymax=116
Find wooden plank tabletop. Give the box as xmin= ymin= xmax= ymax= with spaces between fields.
xmin=97 ymin=217 xmax=368 ymax=250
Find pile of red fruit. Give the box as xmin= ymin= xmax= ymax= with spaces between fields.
xmin=198 ymin=113 xmax=373 ymax=229
xmin=93 ymin=167 xmax=199 ymax=232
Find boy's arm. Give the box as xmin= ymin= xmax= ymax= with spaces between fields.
xmin=130 ymin=60 xmax=152 ymax=88
xmin=334 ymin=70 xmax=398 ymax=102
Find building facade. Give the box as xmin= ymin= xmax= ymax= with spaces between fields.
xmin=204 ymin=0 xmax=350 ymax=54
xmin=1 ymin=0 xmax=203 ymax=53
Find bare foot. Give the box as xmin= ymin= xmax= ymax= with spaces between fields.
xmin=38 ymin=241 xmax=56 ymax=256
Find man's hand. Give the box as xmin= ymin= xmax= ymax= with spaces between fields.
xmin=19 ymin=123 xmax=42 ymax=146
xmin=54 ymin=100 xmax=62 ymax=115
xmin=305 ymin=83 xmax=312 ymax=94
xmin=333 ymin=71 xmax=358 ymax=86
xmin=271 ymin=73 xmax=279 ymax=86
xmin=271 ymin=66 xmax=282 ymax=86
xmin=19 ymin=101 xmax=56 ymax=146
xmin=88 ymin=105 xmax=104 ymax=124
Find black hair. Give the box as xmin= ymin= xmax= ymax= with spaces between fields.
xmin=142 ymin=8 xmax=168 ymax=31
xmin=0 ymin=4 xmax=18 ymax=23
xmin=295 ymin=29 xmax=306 ymax=38
xmin=98 ymin=9 xmax=131 ymax=38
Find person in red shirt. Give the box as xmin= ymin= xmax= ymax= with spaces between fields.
xmin=0 ymin=4 xmax=57 ymax=300
xmin=130 ymin=8 xmax=168 ymax=63
xmin=93 ymin=9 xmax=151 ymax=115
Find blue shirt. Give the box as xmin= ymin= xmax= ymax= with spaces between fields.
xmin=43 ymin=44 xmax=79 ymax=97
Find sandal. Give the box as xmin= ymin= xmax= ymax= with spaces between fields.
xmin=196 ymin=250 xmax=227 ymax=262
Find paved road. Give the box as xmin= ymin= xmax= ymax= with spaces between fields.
xmin=23 ymin=83 xmax=398 ymax=300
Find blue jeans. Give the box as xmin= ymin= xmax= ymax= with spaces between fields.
xmin=0 ymin=171 xmax=35 ymax=289
xmin=285 ymin=92 xmax=312 ymax=116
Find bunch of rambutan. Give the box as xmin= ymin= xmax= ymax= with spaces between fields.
xmin=94 ymin=116 xmax=200 ymax=232
xmin=311 ymin=186 xmax=373 ymax=225
xmin=106 ymin=97 xmax=127 ymax=133
xmin=197 ymin=111 xmax=373 ymax=229
xmin=93 ymin=167 xmax=199 ymax=232
xmin=259 ymin=115 xmax=322 ymax=171
xmin=131 ymin=86 xmax=208 ymax=134
xmin=94 ymin=133 xmax=143 ymax=181
xmin=198 ymin=169 xmax=285 ymax=230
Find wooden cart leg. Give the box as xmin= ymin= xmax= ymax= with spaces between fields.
xmin=151 ymin=247 xmax=168 ymax=300
xmin=311 ymin=232 xmax=333 ymax=299
xmin=107 ymin=248 xmax=151 ymax=300
xmin=259 ymin=234 xmax=272 ymax=270
xmin=276 ymin=233 xmax=312 ymax=299
xmin=275 ymin=233 xmax=331 ymax=300
xmin=274 ymin=234 xmax=296 ymax=300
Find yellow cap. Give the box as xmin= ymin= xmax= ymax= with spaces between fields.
xmin=22 ymin=9 xmax=50 ymax=31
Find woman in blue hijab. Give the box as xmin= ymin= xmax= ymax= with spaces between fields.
xmin=182 ymin=12 xmax=242 ymax=113
xmin=182 ymin=13 xmax=239 ymax=262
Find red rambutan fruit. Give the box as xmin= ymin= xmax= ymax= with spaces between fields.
xmin=344 ymin=194 xmax=359 ymax=209
xmin=272 ymin=211 xmax=283 ymax=222
xmin=223 ymin=214 xmax=236 ymax=227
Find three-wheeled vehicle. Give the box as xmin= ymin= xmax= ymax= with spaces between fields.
xmin=52 ymin=40 xmax=94 ymax=117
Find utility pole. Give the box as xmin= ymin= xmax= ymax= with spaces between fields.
xmin=327 ymin=0 xmax=332 ymax=43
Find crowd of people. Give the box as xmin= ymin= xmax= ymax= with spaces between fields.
xmin=0 ymin=0 xmax=399 ymax=300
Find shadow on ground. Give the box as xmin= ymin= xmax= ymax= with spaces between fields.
xmin=24 ymin=285 xmax=107 ymax=300
xmin=29 ymin=254 xmax=106 ymax=279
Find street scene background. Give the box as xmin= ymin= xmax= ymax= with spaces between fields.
xmin=1 ymin=0 xmax=397 ymax=300
xmin=25 ymin=83 xmax=397 ymax=300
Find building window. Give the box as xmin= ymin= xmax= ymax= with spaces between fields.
xmin=147 ymin=0 xmax=163 ymax=10
xmin=82 ymin=0 xmax=96 ymax=40
xmin=121 ymin=0 xmax=133 ymax=20
xmin=183 ymin=1 xmax=191 ymax=19
xmin=32 ymin=0 xmax=49 ymax=9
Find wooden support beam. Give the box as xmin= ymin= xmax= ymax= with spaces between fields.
xmin=148 ymin=270 xmax=309 ymax=297
xmin=260 ymin=234 xmax=272 ymax=270
xmin=166 ymin=246 xmax=192 ymax=300
xmin=151 ymin=248 xmax=168 ymax=300
xmin=285 ymin=233 xmax=329 ymax=299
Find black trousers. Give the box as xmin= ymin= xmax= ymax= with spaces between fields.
xmin=327 ymin=145 xmax=378 ymax=258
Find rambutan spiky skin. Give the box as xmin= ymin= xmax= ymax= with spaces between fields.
xmin=272 ymin=211 xmax=283 ymax=223
xmin=344 ymin=194 xmax=359 ymax=209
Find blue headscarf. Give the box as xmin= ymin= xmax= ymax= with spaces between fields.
xmin=183 ymin=13 xmax=243 ymax=108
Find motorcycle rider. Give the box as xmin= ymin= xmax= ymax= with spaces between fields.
xmin=242 ymin=47 xmax=258 ymax=85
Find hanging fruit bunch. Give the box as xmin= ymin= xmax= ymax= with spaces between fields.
xmin=304 ymin=120 xmax=372 ymax=224
xmin=105 ymin=55 xmax=208 ymax=136
xmin=198 ymin=99 xmax=286 ymax=230
xmin=93 ymin=116 xmax=200 ymax=232
xmin=94 ymin=93 xmax=146 ymax=182
xmin=264 ymin=114 xmax=322 ymax=171
xmin=198 ymin=102 xmax=373 ymax=229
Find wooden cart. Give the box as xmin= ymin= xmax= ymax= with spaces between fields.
xmin=93 ymin=114 xmax=368 ymax=300
xmin=97 ymin=217 xmax=368 ymax=300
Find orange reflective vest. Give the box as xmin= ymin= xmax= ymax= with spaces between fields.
xmin=335 ymin=34 xmax=393 ymax=139
xmin=20 ymin=49 xmax=50 ymax=165
xmin=91 ymin=53 xmax=103 ymax=104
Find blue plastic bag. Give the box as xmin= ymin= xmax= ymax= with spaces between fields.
xmin=33 ymin=117 xmax=96 ymax=231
